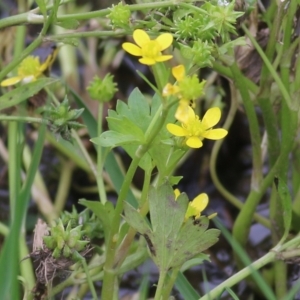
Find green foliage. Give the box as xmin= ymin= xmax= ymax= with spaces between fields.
xmin=39 ymin=96 xmax=85 ymax=142
xmin=79 ymin=199 xmax=115 ymax=245
xmin=180 ymin=40 xmax=215 ymax=68
xmin=92 ymin=88 xmax=185 ymax=173
xmin=124 ymin=182 xmax=220 ymax=271
xmin=203 ymin=1 xmax=244 ymax=42
xmin=275 ymin=177 xmax=292 ymax=242
xmin=43 ymin=218 xmax=90 ymax=260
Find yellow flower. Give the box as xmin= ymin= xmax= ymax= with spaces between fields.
xmin=162 ymin=64 xmax=185 ymax=98
xmin=1 ymin=52 xmax=57 ymax=87
xmin=122 ymin=29 xmax=173 ymax=65
xmin=167 ymin=106 xmax=228 ymax=148
xmin=174 ymin=189 xmax=209 ymax=221
xmin=163 ymin=65 xmax=206 ymax=123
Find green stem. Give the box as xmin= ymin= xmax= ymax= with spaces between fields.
xmin=102 ymin=102 xmax=170 ymax=298
xmin=54 ymin=159 xmax=75 ymax=213
xmin=161 ymin=267 xmax=181 ymax=299
xmin=80 ymin=258 xmax=98 ymax=300
xmin=115 ymin=168 xmax=153 ymax=268
xmin=242 ymin=24 xmax=293 ymax=110
xmin=0 ymin=115 xmax=49 ymax=124
xmin=101 ymin=153 xmax=144 ymax=298
xmin=154 ymin=271 xmax=168 ymax=300
xmin=0 ymin=1 xmax=188 ymax=30
xmin=72 ymin=129 xmax=98 ymax=178
xmin=233 ymin=138 xmax=297 ymax=252
xmin=200 ymin=251 xmax=276 ymax=300
xmin=97 ymin=102 xmax=107 ymax=204
xmin=274 ymin=260 xmax=287 ymax=300
xmin=230 ymin=62 xmax=262 ymax=189
xmin=212 ymin=62 xmax=258 ymax=95
xmin=45 ymin=132 xmax=90 ymax=172
xmin=210 ymin=82 xmax=270 ymax=228
xmin=151 ymin=63 xmax=169 ymax=93
xmin=8 ymin=122 xmax=21 ymax=220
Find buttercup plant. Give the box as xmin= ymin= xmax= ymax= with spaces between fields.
xmin=122 ymin=29 xmax=173 ymax=65
xmin=0 ymin=1 xmax=299 ymax=300
xmin=167 ymin=106 xmax=228 ymax=148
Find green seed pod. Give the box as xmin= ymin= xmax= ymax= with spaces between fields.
xmin=57 ymin=236 xmax=65 ymax=250
xmin=108 ymin=2 xmax=131 ymax=29
xmin=53 ymin=247 xmax=61 ymax=259
xmin=71 ymin=250 xmax=83 ymax=262
xmin=87 ymin=74 xmax=117 ymax=102
xmin=43 ymin=235 xmax=56 ymax=249
xmin=63 ymin=245 xmax=72 ymax=258
xmin=74 ymin=240 xmax=89 ymax=252
xmin=67 ymin=227 xmax=83 ymax=247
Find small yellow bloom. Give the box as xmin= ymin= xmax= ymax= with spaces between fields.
xmin=162 ymin=65 xmax=185 ymax=98
xmin=172 ymin=64 xmax=185 ymax=81
xmin=185 ymin=193 xmax=209 ymax=220
xmin=163 ymin=64 xmax=206 ymax=123
xmin=1 ymin=52 xmax=57 ymax=87
xmin=122 ymin=29 xmax=173 ymax=65
xmin=167 ymin=106 xmax=228 ymax=148
xmin=174 ymin=189 xmax=209 ymax=221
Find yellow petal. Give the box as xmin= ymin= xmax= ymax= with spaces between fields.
xmin=186 ymin=136 xmax=202 ymax=148
xmin=202 ymin=107 xmax=221 ymax=129
xmin=163 ymin=83 xmax=178 ymax=96
xmin=166 ymin=123 xmax=186 ymax=136
xmin=191 ymin=193 xmax=209 ymax=213
xmin=208 ymin=212 xmax=217 ymax=219
xmin=122 ymin=42 xmax=142 ymax=56
xmin=186 ymin=105 xmax=196 ymax=123
xmin=202 ymin=128 xmax=228 ymax=140
xmin=172 ymin=65 xmax=185 ymax=81
xmin=155 ymin=55 xmax=173 ymax=62
xmin=175 ymin=102 xmax=190 ymax=123
xmin=133 ymin=29 xmax=150 ymax=47
xmin=39 ymin=52 xmax=55 ymax=72
xmin=185 ymin=205 xmax=198 ymax=220
xmin=139 ymin=57 xmax=156 ymax=65
xmin=156 ymin=33 xmax=173 ymax=51
xmin=0 ymin=76 xmax=22 ymax=87
xmin=174 ymin=189 xmax=180 ymax=200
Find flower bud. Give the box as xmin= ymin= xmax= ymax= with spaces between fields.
xmin=108 ymin=2 xmax=131 ymax=29
xmin=87 ymin=74 xmax=117 ymax=102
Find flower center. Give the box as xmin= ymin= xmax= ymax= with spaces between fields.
xmin=183 ymin=116 xmax=206 ymax=137
xmin=141 ymin=41 xmax=161 ymax=58
xmin=18 ymin=56 xmax=41 ymax=77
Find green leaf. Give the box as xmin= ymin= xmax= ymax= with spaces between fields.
xmin=171 ymin=219 xmax=220 ymax=268
xmin=147 ymin=183 xmax=188 ymax=270
xmin=180 ymin=255 xmax=210 ymax=272
xmin=0 ymin=78 xmax=57 ymax=111
xmin=125 ymin=182 xmax=220 ymax=272
xmin=0 ymin=125 xmax=46 ymax=298
xmin=105 ymin=88 xmax=185 ymax=172
xmin=175 ymin=272 xmax=200 ymax=300
xmin=149 ymin=183 xmax=187 ymax=235
xmin=275 ymin=177 xmax=292 ymax=242
xmin=91 ymin=131 xmax=141 ymax=147
xmin=123 ymin=201 xmax=152 ymax=235
xmin=35 ymin=0 xmax=47 ymax=16
xmin=79 ymin=199 xmax=114 ymax=245
xmin=106 ymin=116 xmax=145 ymax=141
